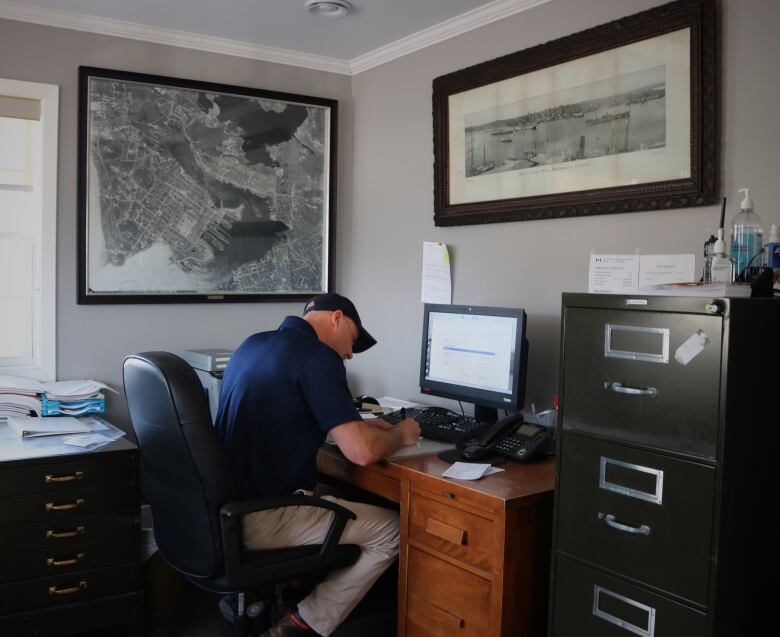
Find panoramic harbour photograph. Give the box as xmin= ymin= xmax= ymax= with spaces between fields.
xmin=464 ymin=66 xmax=666 ymax=177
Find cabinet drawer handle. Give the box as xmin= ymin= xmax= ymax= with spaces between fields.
xmin=48 ymin=581 xmax=87 ymax=596
xmin=46 ymin=526 xmax=85 ymax=539
xmin=46 ymin=498 xmax=85 ymax=512
xmin=604 ymin=382 xmax=657 ymax=397
xmin=420 ymin=599 xmax=464 ymax=629
xmin=45 ymin=470 xmax=84 ymax=483
xmin=425 ymin=517 xmax=466 ymax=546
xmin=47 ymin=553 xmax=86 ymax=567
xmin=599 ymin=513 xmax=651 ymax=536
xmin=593 ymin=584 xmax=655 ymax=636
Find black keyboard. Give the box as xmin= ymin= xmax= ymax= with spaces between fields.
xmin=383 ymin=406 xmax=490 ymax=443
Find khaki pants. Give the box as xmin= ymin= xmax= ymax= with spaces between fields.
xmin=242 ymin=493 xmax=399 ymax=636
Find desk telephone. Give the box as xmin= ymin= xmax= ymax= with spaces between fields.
xmin=456 ymin=413 xmax=552 ymax=463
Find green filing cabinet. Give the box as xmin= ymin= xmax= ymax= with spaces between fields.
xmin=548 ymin=293 xmax=778 ymax=637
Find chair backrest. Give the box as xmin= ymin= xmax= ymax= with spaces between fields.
xmin=123 ymin=351 xmax=237 ymax=580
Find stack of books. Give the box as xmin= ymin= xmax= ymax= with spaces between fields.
xmin=0 ymin=376 xmax=114 ymax=421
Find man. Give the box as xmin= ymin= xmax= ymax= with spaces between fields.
xmin=215 ymin=293 xmax=420 ymax=637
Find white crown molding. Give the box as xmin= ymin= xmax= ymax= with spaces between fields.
xmin=0 ymin=1 xmax=352 ymax=75
xmin=0 ymin=0 xmax=550 ymax=77
xmin=349 ymin=0 xmax=552 ymax=74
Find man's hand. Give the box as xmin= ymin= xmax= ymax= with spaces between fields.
xmin=396 ymin=418 xmax=421 ymax=446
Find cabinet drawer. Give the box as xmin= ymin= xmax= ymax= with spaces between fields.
xmin=0 ymin=512 xmax=136 ymax=555
xmin=0 ymin=539 xmax=133 ymax=584
xmin=405 ymin=546 xmax=491 ymax=637
xmin=552 ymin=555 xmax=707 ymax=637
xmin=0 ymin=455 xmax=134 ymax=498
xmin=408 ymin=490 xmax=494 ymax=574
xmin=0 ymin=564 xmax=138 ymax=615
xmin=562 ymin=308 xmax=722 ymax=459
xmin=556 ymin=434 xmax=715 ymax=605
xmin=0 ymin=486 xmax=136 ymax=526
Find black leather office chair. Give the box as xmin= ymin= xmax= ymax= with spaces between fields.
xmin=123 ymin=351 xmax=360 ymax=635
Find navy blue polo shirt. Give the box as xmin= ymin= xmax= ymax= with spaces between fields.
xmin=215 ymin=316 xmax=361 ymax=498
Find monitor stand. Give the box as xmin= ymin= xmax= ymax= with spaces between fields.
xmin=474 ymin=404 xmax=498 ymax=424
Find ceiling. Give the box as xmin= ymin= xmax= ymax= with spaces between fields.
xmin=0 ymin=0 xmax=550 ymax=74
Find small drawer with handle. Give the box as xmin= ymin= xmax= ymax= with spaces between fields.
xmin=551 ymin=555 xmax=707 ymax=637
xmin=405 ymin=546 xmax=491 ymax=637
xmin=0 ymin=486 xmax=136 ymax=526
xmin=408 ymin=490 xmax=494 ymax=574
xmin=556 ymin=434 xmax=715 ymax=605
xmin=561 ymin=307 xmax=723 ymax=459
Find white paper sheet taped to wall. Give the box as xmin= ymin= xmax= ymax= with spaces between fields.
xmin=674 ymin=330 xmax=710 ymax=366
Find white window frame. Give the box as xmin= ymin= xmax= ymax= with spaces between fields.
xmin=0 ymin=79 xmax=58 ymax=381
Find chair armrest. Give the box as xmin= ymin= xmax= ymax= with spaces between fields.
xmin=220 ymin=494 xmax=357 ymax=583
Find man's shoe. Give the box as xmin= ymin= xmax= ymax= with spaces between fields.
xmin=258 ymin=611 xmax=318 ymax=636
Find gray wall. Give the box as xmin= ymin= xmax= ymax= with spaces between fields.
xmin=1 ymin=0 xmax=778 ymax=427
xmin=0 ymin=20 xmax=352 ymax=426
xmin=345 ymin=0 xmax=780 ymax=415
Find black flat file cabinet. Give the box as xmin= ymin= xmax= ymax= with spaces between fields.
xmin=0 ymin=430 xmax=143 ymax=636
xmin=548 ymin=294 xmax=778 ymax=637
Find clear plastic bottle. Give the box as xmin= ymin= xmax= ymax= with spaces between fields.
xmin=730 ymin=188 xmax=764 ymax=280
xmin=706 ymin=229 xmax=735 ymax=283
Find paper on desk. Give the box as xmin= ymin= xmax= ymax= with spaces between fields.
xmin=638 ymin=254 xmax=695 ymax=288
xmin=378 ymin=397 xmax=418 ymax=410
xmin=421 ymin=241 xmax=451 ymax=304
xmin=442 ymin=462 xmax=492 ymax=480
xmin=588 ymin=255 xmax=639 ymax=294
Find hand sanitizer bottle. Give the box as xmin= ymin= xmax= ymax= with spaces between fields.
xmin=730 ymin=188 xmax=764 ymax=281
xmin=765 ymin=223 xmax=780 ymax=270
xmin=706 ymin=228 xmax=735 ymax=283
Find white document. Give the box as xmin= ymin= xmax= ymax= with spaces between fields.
xmin=588 ymin=255 xmax=640 ymax=294
xmin=638 ymin=254 xmax=695 ymax=288
xmin=421 ymin=241 xmax=451 ymax=304
xmin=385 ymin=438 xmax=455 ymax=460
xmin=377 ymin=396 xmax=418 ymax=410
xmin=442 ymin=462 xmax=492 ymax=480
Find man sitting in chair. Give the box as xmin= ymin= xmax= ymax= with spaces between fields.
xmin=215 ymin=293 xmax=420 ymax=637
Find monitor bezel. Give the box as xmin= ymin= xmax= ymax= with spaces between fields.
xmin=419 ymin=303 xmax=527 ymax=412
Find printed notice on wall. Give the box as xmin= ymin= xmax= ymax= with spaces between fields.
xmin=588 ymin=255 xmax=640 ymax=294
xmin=422 ymin=241 xmax=451 ymax=304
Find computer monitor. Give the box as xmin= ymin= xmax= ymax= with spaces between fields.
xmin=419 ymin=303 xmax=528 ymax=423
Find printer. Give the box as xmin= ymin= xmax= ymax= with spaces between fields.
xmin=181 ymin=348 xmax=233 ymax=424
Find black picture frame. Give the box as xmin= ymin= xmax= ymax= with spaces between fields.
xmin=432 ymin=0 xmax=716 ymax=226
xmin=78 ymin=66 xmax=337 ymax=304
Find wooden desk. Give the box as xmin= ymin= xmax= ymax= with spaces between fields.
xmin=318 ymin=446 xmax=555 ymax=637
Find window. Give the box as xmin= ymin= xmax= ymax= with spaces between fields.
xmin=0 ymin=80 xmax=58 ymax=381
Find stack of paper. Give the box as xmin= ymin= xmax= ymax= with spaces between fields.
xmin=6 ymin=415 xmax=92 ymax=439
xmin=0 ymin=376 xmax=114 ymax=419
xmin=442 ymin=462 xmax=505 ymax=480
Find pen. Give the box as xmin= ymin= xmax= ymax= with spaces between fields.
xmin=400 ymin=407 xmax=406 ymax=420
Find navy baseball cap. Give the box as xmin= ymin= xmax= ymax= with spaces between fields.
xmin=303 ymin=293 xmax=377 ymax=353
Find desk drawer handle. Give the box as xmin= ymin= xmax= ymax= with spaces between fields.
xmin=420 ymin=599 xmax=464 ymax=629
xmin=599 ymin=513 xmax=651 ymax=536
xmin=604 ymin=382 xmax=657 ymax=397
xmin=47 ymin=526 xmax=85 ymax=539
xmin=46 ymin=498 xmax=85 ymax=512
xmin=48 ymin=581 xmax=87 ymax=596
xmin=45 ymin=470 xmax=84 ymax=483
xmin=47 ymin=553 xmax=85 ymax=567
xmin=425 ymin=517 xmax=466 ymax=546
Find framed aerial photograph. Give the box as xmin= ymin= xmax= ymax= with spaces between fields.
xmin=78 ymin=67 xmax=336 ymax=303
xmin=432 ymin=0 xmax=716 ymax=226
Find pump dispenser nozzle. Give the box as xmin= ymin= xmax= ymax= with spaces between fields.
xmin=738 ymin=188 xmax=753 ymax=210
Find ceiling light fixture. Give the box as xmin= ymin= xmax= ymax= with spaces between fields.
xmin=305 ymin=0 xmax=352 ymax=19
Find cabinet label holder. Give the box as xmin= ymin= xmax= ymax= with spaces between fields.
xmin=604 ymin=324 xmax=670 ymax=364
xmin=592 ymin=584 xmax=656 ymax=637
xmin=600 ymin=457 xmax=664 ymax=505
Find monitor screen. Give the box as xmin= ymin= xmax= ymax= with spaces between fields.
xmin=419 ymin=304 xmax=528 ymax=412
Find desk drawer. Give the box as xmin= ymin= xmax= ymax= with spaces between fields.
xmin=0 ymin=539 xmax=133 ymax=584
xmin=408 ymin=490 xmax=494 ymax=574
xmin=0 ymin=486 xmax=136 ymax=526
xmin=0 ymin=564 xmax=138 ymax=615
xmin=556 ymin=434 xmax=715 ymax=605
xmin=552 ymin=555 xmax=707 ymax=637
xmin=0 ymin=512 xmax=135 ymax=555
xmin=0 ymin=455 xmax=134 ymax=498
xmin=562 ymin=308 xmax=722 ymax=459
xmin=406 ymin=546 xmax=491 ymax=637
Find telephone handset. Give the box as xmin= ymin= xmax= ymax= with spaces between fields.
xmin=457 ymin=413 xmax=552 ymax=463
